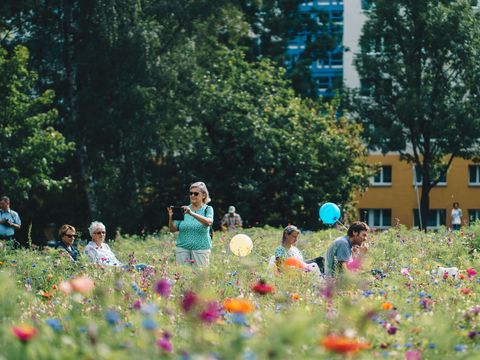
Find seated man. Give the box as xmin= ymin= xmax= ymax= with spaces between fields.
xmin=55 ymin=224 xmax=80 ymax=261
xmin=325 ymin=221 xmax=369 ymax=276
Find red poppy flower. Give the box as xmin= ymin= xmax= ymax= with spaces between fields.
xmin=11 ymin=324 xmax=38 ymax=342
xmin=321 ymin=334 xmax=370 ymax=354
xmin=252 ymin=280 xmax=275 ymax=295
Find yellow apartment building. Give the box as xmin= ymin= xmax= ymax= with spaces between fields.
xmin=354 ymin=153 xmax=480 ymax=229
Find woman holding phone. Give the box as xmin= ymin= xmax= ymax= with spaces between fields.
xmin=167 ymin=181 xmax=214 ymax=266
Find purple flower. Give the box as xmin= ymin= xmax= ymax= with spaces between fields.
xmin=199 ymin=301 xmax=220 ymax=324
xmin=468 ymin=331 xmax=476 ymax=339
xmin=387 ymin=326 xmax=397 ymax=335
xmin=157 ymin=337 xmax=173 ymax=353
xmin=153 ymin=279 xmax=171 ymax=298
xmin=132 ymin=300 xmax=142 ymax=310
xmin=181 ymin=290 xmax=198 ymax=312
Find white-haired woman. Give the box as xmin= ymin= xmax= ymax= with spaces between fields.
xmin=84 ymin=221 xmax=123 ymax=266
xmin=167 ymin=181 xmax=214 ymax=266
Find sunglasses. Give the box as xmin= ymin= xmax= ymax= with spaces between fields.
xmin=64 ymin=234 xmax=76 ymax=239
xmin=189 ymin=191 xmax=200 ymax=196
xmin=94 ymin=231 xmax=106 ymax=235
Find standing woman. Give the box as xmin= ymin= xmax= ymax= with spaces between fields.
xmin=451 ymin=202 xmax=463 ymax=231
xmin=167 ymin=182 xmax=214 ymax=266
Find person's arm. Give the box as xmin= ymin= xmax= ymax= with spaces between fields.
xmin=236 ymin=215 xmax=243 ymax=228
xmin=183 ymin=206 xmax=213 ymax=226
xmin=167 ymin=207 xmax=178 ymax=232
xmin=6 ymin=212 xmax=21 ymax=230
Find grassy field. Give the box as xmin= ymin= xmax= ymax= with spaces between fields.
xmin=0 ymin=224 xmax=479 ymax=359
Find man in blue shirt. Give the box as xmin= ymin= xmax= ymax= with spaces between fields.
xmin=325 ymin=221 xmax=369 ymax=276
xmin=0 ymin=196 xmax=22 ymax=246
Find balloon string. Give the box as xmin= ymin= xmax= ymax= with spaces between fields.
xmin=336 ymin=220 xmax=348 ymax=230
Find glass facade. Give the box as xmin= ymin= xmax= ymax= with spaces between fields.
xmin=286 ymin=1 xmax=344 ymax=97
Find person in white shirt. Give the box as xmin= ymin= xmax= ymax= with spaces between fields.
xmin=451 ymin=202 xmax=463 ymax=231
xmin=84 ymin=221 xmax=123 ymax=266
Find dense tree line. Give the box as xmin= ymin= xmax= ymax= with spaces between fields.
xmin=0 ymin=0 xmax=371 ymax=242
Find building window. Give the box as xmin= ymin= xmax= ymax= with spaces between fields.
xmin=468 ymin=165 xmax=480 ymax=185
xmin=371 ymin=165 xmax=392 ymax=186
xmin=413 ymin=209 xmax=446 ymax=229
xmin=413 ymin=165 xmax=446 ymax=186
xmin=468 ymin=209 xmax=480 ymax=224
xmin=360 ymin=209 xmax=391 ymax=228
xmin=361 ymin=0 xmax=371 ymax=11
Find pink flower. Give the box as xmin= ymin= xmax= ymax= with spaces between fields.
xmin=400 ymin=268 xmax=410 ymax=276
xmin=181 ymin=290 xmax=198 ymax=312
xmin=199 ymin=301 xmax=220 ymax=324
xmin=405 ymin=349 xmax=422 ymax=360
xmin=346 ymin=257 xmax=362 ymax=272
xmin=153 ymin=279 xmax=171 ymax=298
xmin=466 ymin=268 xmax=477 ymax=277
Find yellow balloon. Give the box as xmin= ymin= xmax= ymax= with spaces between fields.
xmin=229 ymin=234 xmax=253 ymax=257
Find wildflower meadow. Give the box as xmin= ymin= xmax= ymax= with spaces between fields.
xmin=0 ymin=224 xmax=479 ymax=359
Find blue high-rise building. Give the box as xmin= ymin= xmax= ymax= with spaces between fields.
xmin=286 ymin=1 xmax=345 ymax=97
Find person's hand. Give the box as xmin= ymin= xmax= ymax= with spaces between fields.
xmin=167 ymin=207 xmax=173 ymax=218
xmin=352 ymin=243 xmax=368 ymax=257
xmin=182 ymin=206 xmax=192 ymax=215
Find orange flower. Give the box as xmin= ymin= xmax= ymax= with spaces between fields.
xmin=51 ymin=284 xmax=58 ymax=291
xmin=321 ymin=334 xmax=370 ymax=354
xmin=11 ymin=324 xmax=38 ymax=342
xmin=458 ymin=274 xmax=467 ymax=280
xmin=283 ymin=257 xmax=305 ymax=269
xmin=38 ymin=290 xmax=52 ymax=299
xmin=59 ymin=276 xmax=94 ymax=295
xmin=291 ymin=293 xmax=300 ymax=301
xmin=381 ymin=302 xmax=393 ymax=310
xmin=70 ymin=277 xmax=95 ymax=294
xmin=461 ymin=288 xmax=472 ymax=295
xmin=223 ymin=298 xmax=254 ymax=313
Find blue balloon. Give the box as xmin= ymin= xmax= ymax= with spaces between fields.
xmin=319 ymin=202 xmax=341 ymax=225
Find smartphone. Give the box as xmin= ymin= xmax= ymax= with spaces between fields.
xmin=171 ymin=206 xmax=184 ymax=221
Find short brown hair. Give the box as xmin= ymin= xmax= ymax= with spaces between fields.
xmin=347 ymin=221 xmax=369 ymax=237
xmin=58 ymin=224 xmax=76 ymax=238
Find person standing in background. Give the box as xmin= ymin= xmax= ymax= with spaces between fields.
xmin=0 ymin=196 xmax=21 ymax=247
xmin=221 ymin=206 xmax=242 ymax=231
xmin=451 ymin=202 xmax=462 ymax=231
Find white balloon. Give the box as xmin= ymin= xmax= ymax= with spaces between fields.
xmin=229 ymin=234 xmax=253 ymax=257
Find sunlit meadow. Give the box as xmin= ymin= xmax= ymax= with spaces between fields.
xmin=0 ymin=224 xmax=479 ymax=359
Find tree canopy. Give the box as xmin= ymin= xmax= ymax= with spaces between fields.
xmin=352 ymin=0 xmax=480 ymax=229
xmin=0 ymin=0 xmax=372 ymax=239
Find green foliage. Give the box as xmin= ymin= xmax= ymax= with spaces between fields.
xmin=185 ymin=50 xmax=371 ymax=228
xmin=0 ymin=45 xmax=74 ymax=200
xmin=351 ymin=0 xmax=480 ymax=229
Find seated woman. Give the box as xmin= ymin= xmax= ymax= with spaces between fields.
xmin=84 ymin=221 xmax=123 ymax=266
xmin=273 ymin=225 xmax=323 ymax=275
xmin=84 ymin=221 xmax=148 ymax=270
xmin=55 ymin=224 xmax=80 ymax=261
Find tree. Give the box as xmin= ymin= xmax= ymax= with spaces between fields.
xmin=0 ymin=45 xmax=73 ymax=215
xmin=352 ymin=0 xmax=480 ymax=229
xmin=184 ymin=50 xmax=371 ymax=228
